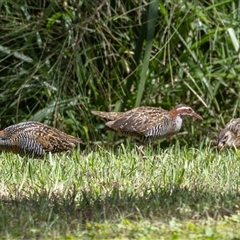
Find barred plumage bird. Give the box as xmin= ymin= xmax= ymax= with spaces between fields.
xmin=92 ymin=104 xmax=203 ymax=149
xmin=218 ymin=118 xmax=240 ymax=149
xmin=0 ymin=121 xmax=82 ymax=158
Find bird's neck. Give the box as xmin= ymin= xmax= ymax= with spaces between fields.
xmin=174 ymin=115 xmax=183 ymax=132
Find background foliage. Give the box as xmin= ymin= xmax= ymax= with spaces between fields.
xmin=0 ymin=0 xmax=240 ymax=145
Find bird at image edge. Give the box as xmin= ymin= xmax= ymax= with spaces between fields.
xmin=218 ymin=118 xmax=240 ymax=149
xmin=0 ymin=121 xmax=82 ymax=158
xmin=91 ymin=104 xmax=203 ymax=152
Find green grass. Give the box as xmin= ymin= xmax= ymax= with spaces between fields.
xmin=1 ymin=143 xmax=240 ymax=239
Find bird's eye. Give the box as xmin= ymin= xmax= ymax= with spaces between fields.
xmin=187 ymin=108 xmax=192 ymax=113
xmin=222 ymin=135 xmax=228 ymax=143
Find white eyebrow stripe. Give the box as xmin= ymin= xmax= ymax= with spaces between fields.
xmin=177 ymin=106 xmax=190 ymax=111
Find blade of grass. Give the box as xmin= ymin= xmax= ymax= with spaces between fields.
xmin=134 ymin=0 xmax=159 ymax=107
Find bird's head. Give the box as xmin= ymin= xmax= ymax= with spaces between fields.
xmin=171 ymin=104 xmax=203 ymax=120
xmin=217 ymin=128 xmax=237 ymax=149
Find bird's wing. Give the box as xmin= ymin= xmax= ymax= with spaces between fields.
xmin=24 ymin=124 xmax=81 ymax=153
xmin=225 ymin=118 xmax=240 ymax=136
xmin=106 ymin=106 xmax=171 ymax=138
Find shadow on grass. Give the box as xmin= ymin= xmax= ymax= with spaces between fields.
xmin=1 ymin=184 xmax=239 ymax=225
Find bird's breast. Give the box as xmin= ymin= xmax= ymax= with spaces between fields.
xmin=143 ymin=117 xmax=181 ymax=142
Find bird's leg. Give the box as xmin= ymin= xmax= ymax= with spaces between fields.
xmin=137 ymin=144 xmax=146 ymax=160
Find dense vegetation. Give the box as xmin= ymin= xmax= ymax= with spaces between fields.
xmin=1 ymin=1 xmax=240 ymax=238
xmin=1 ymin=0 xmax=239 ymax=145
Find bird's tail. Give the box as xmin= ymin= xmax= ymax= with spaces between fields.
xmin=91 ymin=110 xmax=124 ymax=121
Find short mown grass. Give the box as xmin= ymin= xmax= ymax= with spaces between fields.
xmin=1 ymin=142 xmax=240 ymax=239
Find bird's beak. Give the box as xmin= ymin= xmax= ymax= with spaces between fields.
xmin=217 ymin=141 xmax=225 ymax=150
xmin=192 ymin=112 xmax=203 ymax=120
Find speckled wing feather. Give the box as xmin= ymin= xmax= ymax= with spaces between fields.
xmin=224 ymin=118 xmax=240 ymax=136
xmin=105 ymin=106 xmax=171 ymax=143
xmin=19 ymin=122 xmax=81 ymax=152
xmin=30 ymin=124 xmax=81 ymax=153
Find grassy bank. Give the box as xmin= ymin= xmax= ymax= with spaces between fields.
xmin=0 ymin=143 xmax=240 ymax=239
